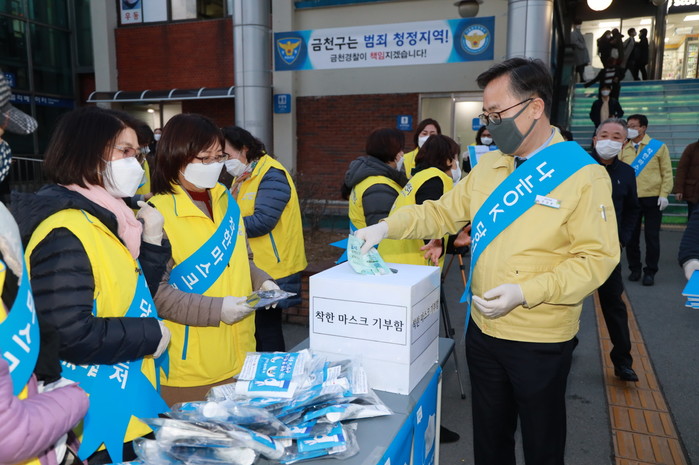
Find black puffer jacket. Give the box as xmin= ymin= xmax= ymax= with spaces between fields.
xmin=341 ymin=156 xmax=407 ymax=226
xmin=11 ymin=185 xmax=170 ymax=365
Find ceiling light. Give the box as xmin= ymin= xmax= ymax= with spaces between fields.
xmin=684 ymin=15 xmax=699 ymax=22
xmin=147 ymin=108 xmax=155 ymax=113
xmin=587 ymin=0 xmax=613 ymax=11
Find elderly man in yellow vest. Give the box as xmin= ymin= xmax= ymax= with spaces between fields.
xmin=619 ymin=114 xmax=673 ymax=286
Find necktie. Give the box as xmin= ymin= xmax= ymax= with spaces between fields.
xmin=514 ymin=157 xmax=527 ymax=168
xmin=634 ymin=143 xmax=639 ymax=151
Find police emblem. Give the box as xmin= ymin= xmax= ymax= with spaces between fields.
xmin=276 ymin=38 xmax=302 ymax=65
xmin=461 ymin=24 xmax=490 ymax=55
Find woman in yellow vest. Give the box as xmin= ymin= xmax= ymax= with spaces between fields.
xmin=341 ymin=127 xmax=408 ymax=230
xmin=0 ymin=113 xmax=88 ymax=465
xmin=222 ymin=126 xmax=306 ymax=352
xmin=149 ymin=114 xmax=274 ymax=406
xmin=382 ymin=135 xmax=462 ymax=267
xmin=401 ymin=118 xmax=441 ymax=179
xmin=11 ymin=107 xmax=172 ymax=463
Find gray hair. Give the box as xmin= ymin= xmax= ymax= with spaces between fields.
xmin=595 ymin=117 xmax=628 ymax=137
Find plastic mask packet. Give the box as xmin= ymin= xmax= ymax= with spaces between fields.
xmin=347 ymin=234 xmax=393 ymax=275
xmin=246 ymin=289 xmax=297 ymax=309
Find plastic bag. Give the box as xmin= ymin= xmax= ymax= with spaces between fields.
xmin=347 ymin=234 xmax=393 ymax=275
xmin=235 ymin=350 xmax=312 ymax=398
xmin=134 ymin=437 xmax=257 ymax=465
xmin=279 ymin=423 xmax=359 ymax=464
xmin=246 ymin=289 xmax=297 ymax=309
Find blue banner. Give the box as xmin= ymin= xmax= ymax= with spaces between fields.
xmin=169 ymin=190 xmax=240 ymax=294
xmin=275 ymin=17 xmax=494 ymax=71
xmin=412 ymin=367 xmax=440 ymax=465
xmin=0 ymin=258 xmax=40 ymax=395
xmin=460 ymin=142 xmax=596 ymax=326
xmin=61 ymin=271 xmax=169 ymax=462
xmin=630 ymin=138 xmax=663 ymax=177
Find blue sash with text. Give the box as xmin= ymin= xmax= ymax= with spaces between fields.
xmin=630 ymin=139 xmax=663 ymax=177
xmin=169 ymin=190 xmax=240 ymax=294
xmin=460 ymin=142 xmax=596 ymax=326
xmin=61 ymin=270 xmax=169 ymax=462
xmin=0 ymin=257 xmax=40 ymax=395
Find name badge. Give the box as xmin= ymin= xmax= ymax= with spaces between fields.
xmin=535 ymin=194 xmax=560 ymax=209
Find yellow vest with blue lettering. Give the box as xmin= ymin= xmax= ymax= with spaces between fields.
xmin=150 ymin=183 xmax=255 ymax=387
xmin=349 ymin=175 xmax=403 ymax=257
xmin=235 ymin=155 xmax=307 ymax=279
xmin=24 ymin=208 xmax=155 ymax=446
xmin=381 ymin=167 xmax=453 ymax=267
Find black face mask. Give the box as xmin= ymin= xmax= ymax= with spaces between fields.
xmin=486 ymin=100 xmax=538 ymax=155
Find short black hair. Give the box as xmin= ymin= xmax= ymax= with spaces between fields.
xmin=627 ymin=114 xmax=648 ymax=128
xmin=414 ymin=135 xmax=459 ymax=173
xmin=628 ymin=28 xmax=636 ymax=35
xmin=476 ymin=57 xmax=553 ymax=118
xmin=365 ymin=128 xmax=404 ymax=163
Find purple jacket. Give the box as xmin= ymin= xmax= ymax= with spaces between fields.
xmin=0 ymin=358 xmax=88 ymax=465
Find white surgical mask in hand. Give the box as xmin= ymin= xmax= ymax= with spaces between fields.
xmin=183 ymin=161 xmax=224 ymax=189
xmin=103 ymin=157 xmax=145 ymax=198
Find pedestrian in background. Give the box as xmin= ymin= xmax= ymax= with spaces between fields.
xmin=589 ymin=83 xmax=624 ymax=130
xmin=673 ymin=139 xmax=699 ymax=219
xmin=355 ymin=58 xmax=619 ymax=465
xmin=622 ymin=28 xmax=637 ymax=78
xmin=592 ymin=117 xmax=640 ymax=382
xmin=631 ymin=29 xmax=649 ymax=81
xmin=401 ymin=118 xmax=441 ymax=179
xmin=222 ymin=126 xmax=306 ymax=352
xmin=620 ymin=114 xmax=673 ymax=286
xmin=570 ymin=19 xmax=590 ymax=82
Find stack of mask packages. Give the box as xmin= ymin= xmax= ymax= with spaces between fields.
xmin=134 ymin=349 xmax=393 ymax=464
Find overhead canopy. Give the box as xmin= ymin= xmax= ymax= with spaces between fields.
xmin=87 ymin=86 xmax=235 ymax=103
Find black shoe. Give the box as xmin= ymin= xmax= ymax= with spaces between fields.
xmin=440 ymin=425 xmax=460 ymax=443
xmin=614 ymin=365 xmax=639 ymax=382
xmin=642 ymin=274 xmax=654 ymax=286
xmin=628 ymin=270 xmax=641 ymax=281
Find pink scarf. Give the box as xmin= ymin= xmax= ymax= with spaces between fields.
xmin=62 ymin=183 xmax=142 ymax=259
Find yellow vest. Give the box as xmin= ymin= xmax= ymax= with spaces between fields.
xmin=382 ymin=168 xmax=453 ymax=267
xmin=403 ymin=148 xmax=418 ymax=179
xmin=235 ymin=155 xmax=307 ymax=279
xmin=349 ymin=175 xmax=403 ymax=256
xmin=135 ymin=159 xmax=151 ymax=197
xmin=24 ymin=209 xmax=155 ymax=446
xmin=150 ymin=183 xmax=255 ymax=387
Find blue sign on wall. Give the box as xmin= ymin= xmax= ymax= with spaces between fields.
xmin=397 ymin=115 xmax=413 ymax=131
xmin=4 ymin=72 xmax=16 ymax=88
xmin=274 ymin=94 xmax=292 ymax=113
xmin=472 ymin=117 xmax=482 ymax=131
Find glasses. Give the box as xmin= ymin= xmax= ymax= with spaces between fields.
xmin=195 ymin=152 xmax=229 ymax=165
xmin=113 ymin=145 xmax=145 ymax=163
xmin=478 ymin=98 xmax=534 ymax=126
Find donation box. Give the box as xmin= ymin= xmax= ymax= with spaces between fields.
xmin=309 ymin=262 xmax=440 ymax=394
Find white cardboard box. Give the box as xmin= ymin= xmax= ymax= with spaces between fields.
xmin=309 ymin=262 xmax=440 ymax=395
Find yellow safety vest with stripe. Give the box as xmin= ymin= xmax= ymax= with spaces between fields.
xmin=136 ymin=159 xmax=151 ymax=197
xmin=349 ymin=175 xmax=403 ymax=257
xmin=235 ymin=155 xmax=307 ymax=279
xmin=403 ymin=148 xmax=418 ymax=179
xmin=1 ymin=260 xmax=39 ymax=465
xmin=382 ymin=167 xmax=453 ymax=267
xmin=24 ymin=208 xmax=155 ymax=446
xmin=150 ymin=183 xmax=255 ymax=387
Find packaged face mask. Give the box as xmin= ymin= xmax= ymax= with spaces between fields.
xmin=246 ymin=289 xmax=297 ymax=309
xmin=347 ymin=234 xmax=393 ymax=276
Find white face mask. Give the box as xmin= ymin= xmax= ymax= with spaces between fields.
xmin=102 ymin=157 xmax=145 ymax=198
xmin=627 ymin=128 xmax=639 ymax=139
xmin=154 ymin=133 xmax=161 ymax=141
xmin=601 ymin=90 xmax=611 ymax=97
xmin=396 ymin=156 xmax=404 ymax=172
xmin=451 ymin=167 xmax=462 ymax=184
xmin=595 ymin=139 xmax=623 ymax=160
xmin=183 ymin=161 xmax=224 ymax=189
xmin=480 ymin=136 xmax=493 ymax=146
xmin=418 ymin=135 xmax=430 ymax=147
xmin=225 ymin=158 xmax=248 ymax=177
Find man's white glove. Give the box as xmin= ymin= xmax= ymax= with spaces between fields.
xmin=472 ymin=284 xmax=525 ymax=319
xmin=354 ymin=222 xmax=389 ymax=254
xmin=683 ymin=258 xmax=699 ymax=281
xmin=136 ymin=201 xmax=164 ymax=245
xmin=221 ymin=296 xmax=255 ymax=325
xmin=259 ymin=280 xmax=281 ymax=309
xmin=153 ymin=321 xmax=171 ymax=358
xmin=657 ymin=196 xmax=669 ymax=211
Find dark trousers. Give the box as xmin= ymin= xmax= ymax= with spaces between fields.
xmin=465 ymin=321 xmax=576 ymax=465
xmin=575 ymin=64 xmax=585 ymax=82
xmin=254 ymin=271 xmax=303 ymax=352
xmin=598 ymin=263 xmax=633 ymax=368
xmin=627 ymin=196 xmax=662 ymax=275
xmin=630 ymin=63 xmax=648 ymax=80
xmin=687 ymin=201 xmax=698 ymax=221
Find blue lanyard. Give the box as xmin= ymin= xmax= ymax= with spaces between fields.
xmin=461 ymin=142 xmax=596 ymax=328
xmin=0 ymin=257 xmax=40 ymax=395
xmin=169 ymin=189 xmax=241 ymax=294
xmin=630 ymin=138 xmax=663 ymax=176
